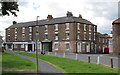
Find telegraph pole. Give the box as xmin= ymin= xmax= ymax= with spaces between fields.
xmin=36 ymin=16 xmax=39 ymax=73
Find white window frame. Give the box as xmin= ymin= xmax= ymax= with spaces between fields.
xmin=22 ymin=27 xmax=25 ymax=33
xmin=22 ymin=34 xmax=25 ymax=41
xmin=29 ymin=33 xmax=32 ymax=41
xmin=66 ymin=42 xmax=70 ymax=50
xmin=8 ymin=29 xmax=10 ymax=34
xmin=66 ymin=33 xmax=69 ymax=40
xmin=89 ymin=33 xmax=91 ymax=40
xmin=91 ymin=42 xmax=93 ymax=50
xmin=55 ymin=34 xmax=58 ymax=40
xmin=89 ymin=25 xmax=91 ymax=31
xmin=15 ymin=28 xmax=17 ymax=33
xmin=84 ymin=32 xmax=86 ymax=40
xmin=54 ymin=42 xmax=59 ymax=50
xmin=36 ymin=26 xmax=39 ymax=32
xmin=29 ymin=27 xmax=32 ymax=33
xmin=45 ymin=25 xmax=48 ymax=31
xmin=15 ymin=36 xmax=17 ymax=41
xmin=21 ymin=44 xmax=24 ymax=48
xmin=94 ymin=33 xmax=96 ymax=40
xmin=66 ymin=23 xmax=69 ymax=30
xmin=8 ymin=35 xmax=10 ymax=41
xmin=94 ymin=26 xmax=96 ymax=32
xmin=77 ymin=23 xmax=80 ymax=30
xmin=77 ymin=33 xmax=80 ymax=40
xmin=82 ymin=44 xmax=85 ymax=51
xmin=55 ymin=24 xmax=58 ymax=31
xmin=84 ymin=24 xmax=86 ymax=31
xmin=103 ymin=39 xmax=104 ymax=43
xmin=45 ymin=34 xmax=48 ymax=40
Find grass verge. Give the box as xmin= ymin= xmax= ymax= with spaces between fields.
xmin=15 ymin=52 xmax=118 ymax=73
xmin=2 ymin=53 xmax=37 ymax=71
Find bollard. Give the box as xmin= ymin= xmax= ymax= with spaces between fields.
xmin=111 ymin=58 xmax=113 ymax=68
xmin=97 ymin=56 xmax=100 ymax=64
xmin=55 ymin=52 xmax=57 ymax=56
xmin=76 ymin=54 xmax=78 ymax=60
xmin=63 ymin=52 xmax=65 ymax=57
xmin=48 ymin=52 xmax=49 ymax=55
xmin=88 ymin=56 xmax=90 ymax=63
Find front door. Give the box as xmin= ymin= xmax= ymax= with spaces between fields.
xmin=77 ymin=43 xmax=81 ymax=53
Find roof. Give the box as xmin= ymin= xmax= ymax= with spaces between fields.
xmin=112 ymin=18 xmax=120 ymax=24
xmin=7 ymin=16 xmax=95 ymax=29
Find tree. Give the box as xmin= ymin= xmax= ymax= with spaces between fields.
xmin=0 ymin=2 xmax=19 ymax=17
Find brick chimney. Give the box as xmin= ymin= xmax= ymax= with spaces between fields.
xmin=66 ymin=11 xmax=73 ymax=17
xmin=13 ymin=21 xmax=17 ymax=24
xmin=47 ymin=15 xmax=53 ymax=20
xmin=79 ymin=14 xmax=82 ymax=18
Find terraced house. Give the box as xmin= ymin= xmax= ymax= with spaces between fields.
xmin=5 ymin=12 xmax=98 ymax=53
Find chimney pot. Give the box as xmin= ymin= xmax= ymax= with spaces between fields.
xmin=66 ymin=11 xmax=73 ymax=17
xmin=13 ymin=21 xmax=17 ymax=24
xmin=47 ymin=15 xmax=53 ymax=20
xmin=79 ymin=14 xmax=82 ymax=18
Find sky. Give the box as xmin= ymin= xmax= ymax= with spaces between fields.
xmin=0 ymin=0 xmax=119 ymax=40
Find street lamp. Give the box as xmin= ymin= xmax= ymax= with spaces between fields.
xmin=36 ymin=16 xmax=39 ymax=73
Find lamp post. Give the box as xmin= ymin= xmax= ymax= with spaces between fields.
xmin=36 ymin=16 xmax=39 ymax=73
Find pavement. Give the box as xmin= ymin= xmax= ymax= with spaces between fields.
xmin=4 ymin=50 xmax=63 ymax=74
xmin=25 ymin=51 xmax=119 ymax=69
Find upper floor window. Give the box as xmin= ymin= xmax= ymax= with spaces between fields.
xmin=84 ymin=32 xmax=86 ymax=40
xmin=94 ymin=33 xmax=96 ymax=40
xmin=54 ymin=42 xmax=58 ymax=50
xmin=94 ymin=26 xmax=96 ymax=32
xmin=55 ymin=34 xmax=58 ymax=40
xmin=66 ymin=43 xmax=70 ymax=50
xmin=15 ymin=36 xmax=17 ymax=41
xmin=66 ymin=23 xmax=69 ymax=30
xmin=22 ymin=27 xmax=25 ymax=33
xmin=29 ymin=27 xmax=32 ymax=33
xmin=22 ymin=34 xmax=25 ymax=41
xmin=66 ymin=33 xmax=69 ymax=40
xmin=36 ymin=26 xmax=39 ymax=32
xmin=8 ymin=29 xmax=10 ymax=34
xmin=8 ymin=35 xmax=10 ymax=41
xmin=89 ymin=25 xmax=91 ymax=31
xmin=99 ymin=38 xmax=101 ymax=42
xmin=89 ymin=33 xmax=91 ymax=40
xmin=45 ymin=34 xmax=48 ymax=40
xmin=103 ymin=39 xmax=104 ymax=43
xmin=55 ymin=24 xmax=58 ymax=31
xmin=29 ymin=34 xmax=32 ymax=41
xmin=84 ymin=24 xmax=86 ymax=31
xmin=15 ymin=28 xmax=17 ymax=33
xmin=45 ymin=25 xmax=48 ymax=31
xmin=77 ymin=34 xmax=80 ymax=40
xmin=77 ymin=23 xmax=80 ymax=30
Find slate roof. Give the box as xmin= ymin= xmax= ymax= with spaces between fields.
xmin=7 ymin=16 xmax=95 ymax=29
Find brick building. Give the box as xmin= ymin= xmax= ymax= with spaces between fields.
xmin=96 ymin=32 xmax=111 ymax=53
xmin=112 ymin=18 xmax=120 ymax=55
xmin=5 ymin=12 xmax=98 ymax=53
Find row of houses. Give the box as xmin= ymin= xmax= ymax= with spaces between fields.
xmin=5 ymin=12 xmax=111 ymax=54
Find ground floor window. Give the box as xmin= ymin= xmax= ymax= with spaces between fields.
xmin=82 ymin=44 xmax=85 ymax=51
xmin=21 ymin=44 xmax=24 ymax=48
xmin=66 ymin=43 xmax=70 ymax=50
xmin=54 ymin=43 xmax=58 ymax=50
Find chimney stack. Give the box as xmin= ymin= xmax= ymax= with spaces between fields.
xmin=66 ymin=11 xmax=73 ymax=17
xmin=13 ymin=21 xmax=17 ymax=24
xmin=47 ymin=15 xmax=53 ymax=20
xmin=79 ymin=14 xmax=82 ymax=18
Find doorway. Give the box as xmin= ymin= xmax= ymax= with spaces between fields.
xmin=42 ymin=42 xmax=52 ymax=52
xmin=28 ymin=44 xmax=32 ymax=51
